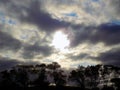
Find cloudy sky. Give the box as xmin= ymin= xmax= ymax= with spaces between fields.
xmin=0 ymin=0 xmax=120 ymax=70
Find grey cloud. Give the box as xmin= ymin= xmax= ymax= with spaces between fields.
xmin=0 ymin=57 xmax=21 ymax=71
xmin=0 ymin=0 xmax=70 ymax=32
xmin=0 ymin=0 xmax=10 ymax=4
xmin=0 ymin=57 xmax=41 ymax=71
xmin=44 ymin=0 xmax=77 ymax=6
xmin=69 ymin=24 xmax=120 ymax=47
xmin=0 ymin=31 xmax=21 ymax=51
xmin=95 ymin=48 xmax=120 ymax=66
xmin=20 ymin=1 xmax=70 ymax=32
xmin=69 ymin=26 xmax=94 ymax=47
xmin=93 ymin=24 xmax=120 ymax=45
xmin=22 ymin=44 xmax=54 ymax=59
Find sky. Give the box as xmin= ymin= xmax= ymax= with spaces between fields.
xmin=0 ymin=0 xmax=120 ymax=70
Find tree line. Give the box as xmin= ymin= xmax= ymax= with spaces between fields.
xmin=0 ymin=62 xmax=120 ymax=90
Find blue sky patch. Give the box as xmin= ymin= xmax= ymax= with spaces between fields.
xmin=64 ymin=12 xmax=77 ymax=17
xmin=111 ymin=20 xmax=120 ymax=25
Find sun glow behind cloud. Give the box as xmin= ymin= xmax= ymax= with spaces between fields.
xmin=51 ymin=31 xmax=70 ymax=52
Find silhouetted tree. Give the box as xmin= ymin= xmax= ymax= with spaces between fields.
xmin=47 ymin=62 xmax=66 ymax=86
xmin=0 ymin=70 xmax=11 ymax=87
xmin=101 ymin=85 xmax=115 ymax=90
xmin=34 ymin=63 xmax=49 ymax=87
xmin=35 ymin=63 xmax=46 ymax=69
xmin=111 ymin=78 xmax=120 ymax=90
xmin=77 ymin=68 xmax=85 ymax=89
xmin=69 ymin=67 xmax=85 ymax=89
xmin=16 ymin=69 xmax=28 ymax=87
xmin=53 ymin=70 xmax=66 ymax=87
xmin=89 ymin=66 xmax=99 ymax=88
xmin=47 ymin=62 xmax=61 ymax=70
xmin=9 ymin=69 xmax=19 ymax=87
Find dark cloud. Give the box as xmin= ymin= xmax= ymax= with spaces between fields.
xmin=70 ymin=24 xmax=120 ymax=47
xmin=22 ymin=44 xmax=53 ymax=59
xmin=0 ymin=31 xmax=21 ymax=51
xmin=69 ymin=26 xmax=94 ymax=47
xmin=95 ymin=48 xmax=120 ymax=66
xmin=0 ymin=57 xmax=21 ymax=71
xmin=90 ymin=24 xmax=120 ymax=45
xmin=20 ymin=1 xmax=70 ymax=32
xmin=0 ymin=0 xmax=9 ymax=4
xmin=0 ymin=0 xmax=70 ymax=32
xmin=0 ymin=57 xmax=41 ymax=71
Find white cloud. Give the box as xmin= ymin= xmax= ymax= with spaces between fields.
xmin=42 ymin=0 xmax=120 ymax=25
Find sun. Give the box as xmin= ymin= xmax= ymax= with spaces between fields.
xmin=51 ymin=31 xmax=70 ymax=51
